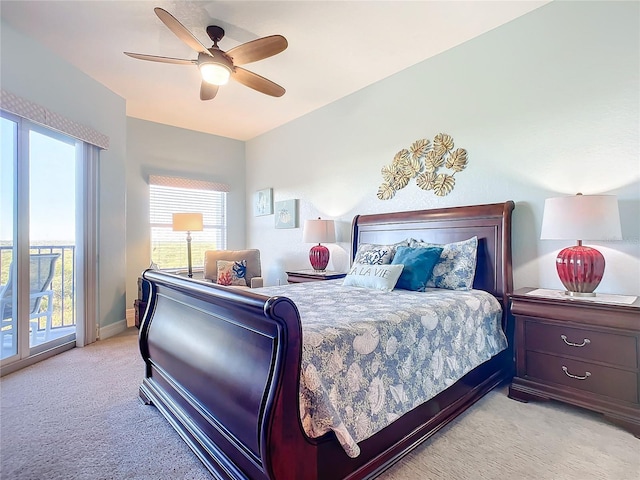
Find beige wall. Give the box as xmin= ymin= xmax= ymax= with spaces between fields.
xmin=245 ymin=1 xmax=640 ymax=295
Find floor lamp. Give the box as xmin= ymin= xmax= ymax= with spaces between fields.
xmin=172 ymin=213 xmax=203 ymax=278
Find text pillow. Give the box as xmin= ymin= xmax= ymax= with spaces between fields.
xmin=410 ymin=236 xmax=478 ymax=290
xmin=342 ymin=263 xmax=404 ymax=292
xmin=391 ymin=246 xmax=444 ymax=291
xmin=353 ymin=240 xmax=409 ymax=265
xmin=216 ymin=259 xmax=247 ymax=286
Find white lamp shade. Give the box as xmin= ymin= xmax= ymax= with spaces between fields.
xmin=172 ymin=213 xmax=203 ymax=232
xmin=540 ymin=194 xmax=622 ymax=241
xmin=303 ymin=219 xmax=336 ymax=244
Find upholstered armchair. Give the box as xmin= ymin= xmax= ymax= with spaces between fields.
xmin=203 ymin=249 xmax=263 ymax=289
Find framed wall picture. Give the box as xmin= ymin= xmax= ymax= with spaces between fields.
xmin=275 ymin=199 xmax=298 ymax=229
xmin=254 ymin=188 xmax=273 ymax=216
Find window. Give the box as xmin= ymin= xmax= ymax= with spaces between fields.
xmin=149 ymin=176 xmax=227 ymax=270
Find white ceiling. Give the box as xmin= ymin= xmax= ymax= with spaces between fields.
xmin=1 ymin=1 xmax=548 ymax=141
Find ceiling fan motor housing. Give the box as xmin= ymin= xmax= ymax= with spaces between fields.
xmin=199 ymin=50 xmax=233 ymax=70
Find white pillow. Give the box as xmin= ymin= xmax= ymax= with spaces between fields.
xmin=342 ymin=263 xmax=404 ymax=292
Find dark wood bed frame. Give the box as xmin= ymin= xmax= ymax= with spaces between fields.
xmin=138 ymin=201 xmax=515 ymax=480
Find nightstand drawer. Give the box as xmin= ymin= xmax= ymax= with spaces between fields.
xmin=526 ymin=351 xmax=638 ymax=403
xmin=525 ymin=320 xmax=637 ymax=368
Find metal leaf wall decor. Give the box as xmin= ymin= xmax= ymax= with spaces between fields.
xmin=377 ymin=133 xmax=468 ymax=200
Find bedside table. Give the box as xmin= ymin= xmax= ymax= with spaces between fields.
xmin=134 ymin=276 xmax=151 ymax=329
xmin=508 ymin=287 xmax=640 ymax=438
xmin=286 ymin=270 xmax=346 ymax=284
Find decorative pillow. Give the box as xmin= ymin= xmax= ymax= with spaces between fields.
xmin=410 ymin=236 xmax=478 ymax=290
xmin=216 ymin=259 xmax=247 ymax=286
xmin=391 ymin=246 xmax=444 ymax=291
xmin=342 ymin=263 xmax=404 ymax=292
xmin=353 ymin=240 xmax=409 ymax=265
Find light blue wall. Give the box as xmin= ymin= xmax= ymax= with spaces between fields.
xmin=246 ymin=1 xmax=640 ymax=295
xmin=1 ymin=19 xmax=128 ymax=331
xmin=3 ymin=0 xmax=639 ymax=337
xmin=126 ymin=118 xmax=245 ymax=306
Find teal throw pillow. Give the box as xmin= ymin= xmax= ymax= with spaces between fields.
xmin=391 ymin=246 xmax=444 ymax=291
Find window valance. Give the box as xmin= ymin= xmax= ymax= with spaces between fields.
xmin=1 ymin=89 xmax=109 ymax=150
xmin=148 ymin=174 xmax=230 ymax=193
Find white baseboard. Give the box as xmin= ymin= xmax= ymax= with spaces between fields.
xmin=126 ymin=308 xmax=135 ymax=328
xmin=99 ymin=319 xmax=128 ymax=340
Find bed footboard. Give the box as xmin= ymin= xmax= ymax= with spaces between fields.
xmin=138 ymin=270 xmax=315 ymax=480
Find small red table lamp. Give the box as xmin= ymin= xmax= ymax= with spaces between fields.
xmin=540 ymin=193 xmax=621 ymax=296
xmin=302 ymin=218 xmax=336 ymax=272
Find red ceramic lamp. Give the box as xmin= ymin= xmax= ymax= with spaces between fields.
xmin=540 ymin=193 xmax=621 ymax=296
xmin=302 ymin=218 xmax=336 ymax=272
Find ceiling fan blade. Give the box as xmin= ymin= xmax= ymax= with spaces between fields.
xmin=226 ymin=35 xmax=288 ymax=66
xmin=232 ymin=67 xmax=285 ymax=97
xmin=154 ymin=7 xmax=211 ymax=55
xmin=200 ymin=82 xmax=219 ymax=101
xmin=124 ymin=52 xmax=196 ymax=65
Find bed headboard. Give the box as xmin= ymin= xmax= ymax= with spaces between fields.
xmin=351 ymin=201 xmax=515 ymax=302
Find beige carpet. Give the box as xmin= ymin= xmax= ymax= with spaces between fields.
xmin=1 ymin=328 xmax=638 ymax=480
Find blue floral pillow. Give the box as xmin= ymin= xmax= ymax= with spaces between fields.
xmin=409 ymin=236 xmax=478 ymax=290
xmin=391 ymin=246 xmax=444 ymax=291
xmin=216 ymin=259 xmax=247 ymax=286
xmin=353 ymin=240 xmax=408 ymax=265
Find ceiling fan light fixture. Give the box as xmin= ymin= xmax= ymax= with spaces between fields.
xmin=200 ymin=62 xmax=231 ymax=85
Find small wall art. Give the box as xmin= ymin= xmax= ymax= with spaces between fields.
xmin=254 ymin=188 xmax=273 ymax=216
xmin=274 ymin=199 xmax=298 ymax=229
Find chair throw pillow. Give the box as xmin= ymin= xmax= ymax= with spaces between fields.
xmin=216 ymin=259 xmax=247 ymax=286
xmin=391 ymin=246 xmax=444 ymax=291
xmin=342 ymin=263 xmax=404 ymax=292
xmin=409 ymin=236 xmax=478 ymax=290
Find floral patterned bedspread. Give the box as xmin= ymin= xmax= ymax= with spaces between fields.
xmin=256 ymin=280 xmax=507 ymax=458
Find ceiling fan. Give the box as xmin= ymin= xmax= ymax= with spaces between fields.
xmin=124 ymin=7 xmax=287 ymax=101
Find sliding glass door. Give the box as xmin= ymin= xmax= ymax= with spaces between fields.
xmin=0 ymin=116 xmax=17 ymax=358
xmin=1 ymin=113 xmax=82 ymax=363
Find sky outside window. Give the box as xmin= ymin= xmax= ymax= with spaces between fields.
xmin=0 ymin=118 xmax=76 ymax=244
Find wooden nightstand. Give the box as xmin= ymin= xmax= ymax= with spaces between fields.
xmin=508 ymin=287 xmax=640 ymax=437
xmin=134 ymin=276 xmax=151 ymax=329
xmin=286 ymin=270 xmax=346 ymax=284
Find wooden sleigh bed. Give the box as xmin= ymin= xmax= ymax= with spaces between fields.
xmin=138 ymin=201 xmax=515 ymax=480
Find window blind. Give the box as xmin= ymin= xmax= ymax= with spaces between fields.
xmin=149 ymin=176 xmax=228 ymax=270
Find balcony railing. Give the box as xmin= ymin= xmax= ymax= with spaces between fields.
xmin=0 ymin=245 xmax=76 ymax=335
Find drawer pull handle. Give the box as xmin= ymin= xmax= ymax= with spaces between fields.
xmin=560 ymin=335 xmax=590 ymax=347
xmin=562 ymin=366 xmax=591 ymax=380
